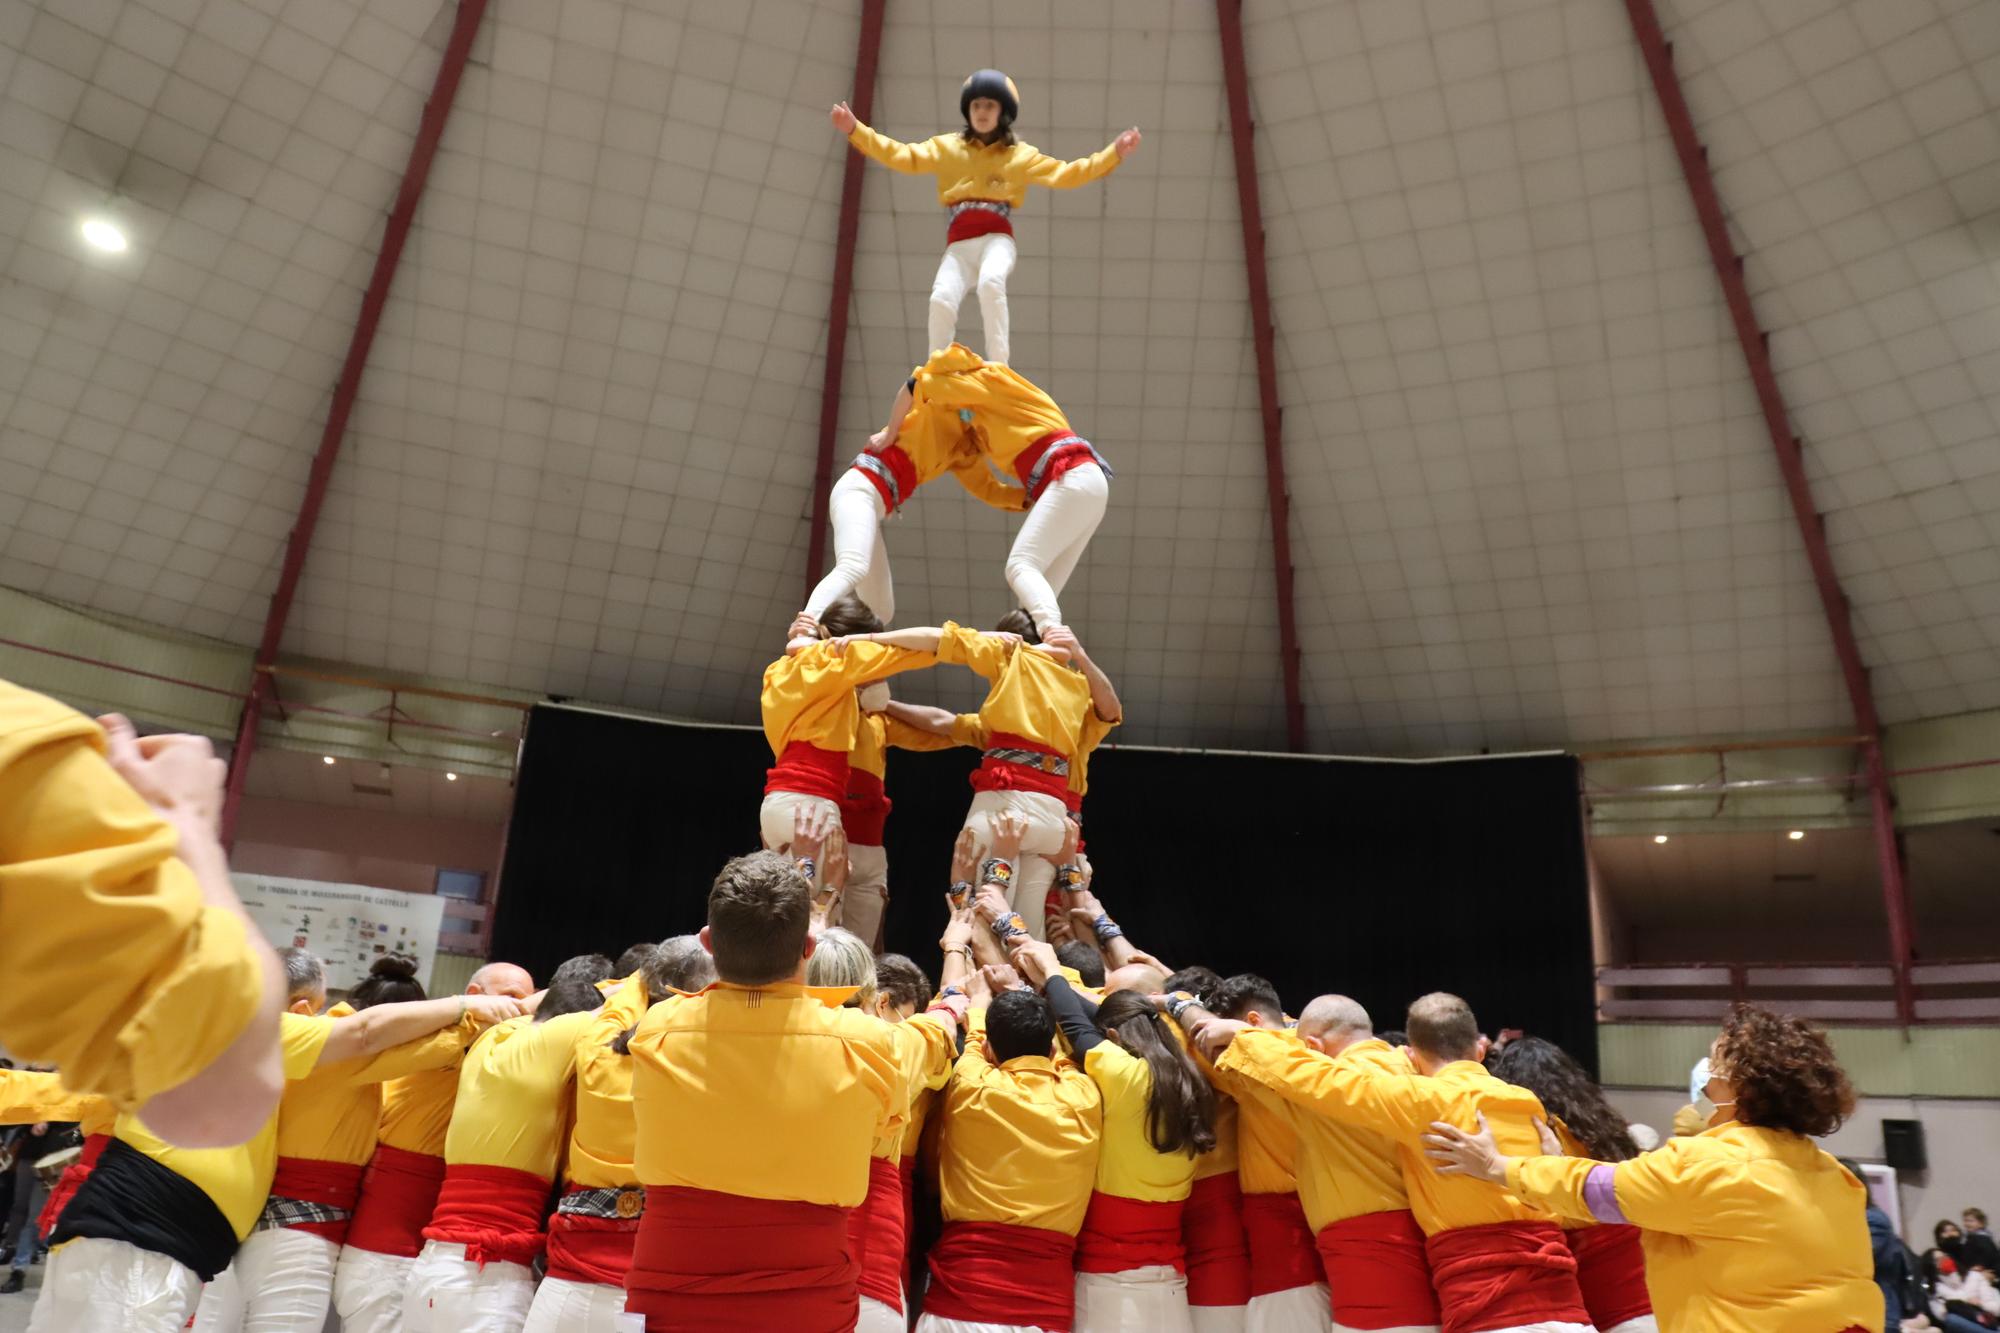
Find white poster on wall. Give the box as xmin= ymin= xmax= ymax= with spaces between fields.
xmin=231 ymin=873 xmax=446 ymax=992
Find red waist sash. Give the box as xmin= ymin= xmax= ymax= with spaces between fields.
xmin=924 ymin=1219 xmax=1077 ymax=1332
xmin=1425 ymin=1220 xmax=1590 ymax=1333
xmin=946 ymin=204 xmax=1015 ymax=245
xmin=271 ymin=1156 xmax=368 ymax=1243
xmin=1076 ymin=1190 xmax=1185 ymax=1275
xmin=1317 ymin=1209 xmax=1441 ymax=1330
xmin=1013 ymin=431 xmax=1106 ymax=503
xmin=626 ymin=1185 xmax=854 ymax=1333
xmin=850 ymin=443 xmax=919 ymax=513
xmin=347 ymin=1145 xmax=447 ymax=1258
xmin=764 ymin=742 xmax=850 ymax=803
xmin=36 ymin=1132 xmax=108 ymax=1240
xmin=548 ymin=1211 xmax=641 ymax=1288
xmin=1240 ymin=1191 xmax=1323 ymax=1298
xmin=840 ymin=770 xmax=890 ymax=847
xmin=1183 ymin=1170 xmax=1251 ymax=1308
xmin=844 ymin=1156 xmax=906 ymax=1311
xmin=1566 ymin=1223 xmax=1651 ymax=1329
xmin=421 ymin=1163 xmax=550 ymax=1268
xmin=969 ymin=731 xmax=1074 ymax=802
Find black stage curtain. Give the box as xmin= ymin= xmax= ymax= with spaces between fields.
xmin=492 ymin=704 xmax=1598 ymax=1072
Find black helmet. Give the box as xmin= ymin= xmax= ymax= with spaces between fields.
xmin=960 ymin=69 xmax=1019 ymax=128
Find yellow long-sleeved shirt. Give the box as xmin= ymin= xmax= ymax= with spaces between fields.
xmin=874 ymin=1012 xmax=959 ymax=1160
xmin=935 ymin=1007 xmax=1101 ymax=1234
xmin=276 ymin=1006 xmax=483 ymax=1168
xmin=851 ymin=710 xmax=964 ymax=784
xmin=1507 ymin=1123 xmax=1881 ymax=1333
xmin=864 ymin=357 xmax=1032 ymax=513
xmin=846 ymin=122 xmax=1120 ymax=210
xmin=376 ymin=1067 xmax=458 ymax=1156
xmin=909 ymin=711 xmax=1109 ymax=804
xmin=0 ymin=682 xmax=266 ymax=1112
xmin=1217 ymin=1033 xmax=1560 ymax=1236
xmin=761 ymin=641 xmax=937 ymax=761
xmin=562 ymin=975 xmax=654 ymax=1190
xmin=1217 ymin=1036 xmax=1407 ymax=1232
xmin=0 ymin=1070 xmax=107 ymax=1126
xmin=938 ymin=622 xmax=1117 ymax=763
xmin=115 ymin=1011 xmax=331 ymax=1240
xmin=628 ymin=982 xmax=905 ymax=1206
xmin=1083 ymin=1042 xmax=1197 ymax=1204
xmin=910 ymin=345 xmax=1079 ymax=478
xmin=443 ymin=1009 xmax=596 ymax=1179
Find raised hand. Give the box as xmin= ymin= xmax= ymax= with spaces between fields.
xmin=987 ymin=810 xmax=1028 ymax=861
xmin=950 ymin=827 xmax=982 ymax=888
xmin=1188 ymin=1015 xmax=1249 ymax=1062
xmin=1055 ymin=816 xmax=1081 ymax=867
xmin=831 ymin=101 xmax=858 ymax=134
xmin=980 ymin=962 xmax=1023 ymax=993
xmin=789 ymin=803 xmax=836 ymax=872
xmin=463 ymin=993 xmax=528 ymax=1024
xmin=939 ymin=902 xmax=976 ymax=953
xmin=1010 ymin=939 xmax=1059 ymax=987
xmin=100 ymin=714 xmax=228 ymax=832
xmin=1114 ymin=127 xmax=1141 ymax=158
xmin=1423 ymin=1113 xmax=1509 ymax=1184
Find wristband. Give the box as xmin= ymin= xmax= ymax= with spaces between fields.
xmin=1054 ymin=864 xmax=1083 ymax=891
xmin=948 ymin=880 xmax=973 ymax=909
xmin=794 ymin=856 xmax=817 ymax=881
xmin=938 ymin=984 xmax=965 ymax=1002
xmin=1092 ymin=913 xmax=1124 ymax=944
xmin=980 ymin=857 xmax=1014 ymax=887
xmin=1165 ymin=992 xmax=1198 ymax=1022
xmin=989 ymin=911 xmax=1030 ymax=942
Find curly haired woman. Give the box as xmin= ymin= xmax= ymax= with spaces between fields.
xmin=1427 ymin=1005 xmax=1881 ymax=1333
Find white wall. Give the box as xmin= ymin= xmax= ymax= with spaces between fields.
xmin=1604 ymin=1085 xmax=2000 ymax=1248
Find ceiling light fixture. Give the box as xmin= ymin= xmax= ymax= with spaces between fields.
xmin=1787 ymin=830 xmax=1805 ymax=841
xmin=1652 ymin=834 xmax=1669 ymax=845
xmin=81 ymin=217 xmax=128 ymax=252
xmin=445 ymin=771 xmax=459 ymax=782
xmin=322 ymin=755 xmax=336 ymax=765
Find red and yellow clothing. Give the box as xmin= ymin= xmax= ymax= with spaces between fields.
xmin=852 ymin=353 xmax=1036 ymax=513
xmin=911 ymin=346 xmax=1109 ymax=501
xmin=846 ymin=122 xmax=1121 ymax=210
xmin=376 ymin=1066 xmax=457 ymax=1158
xmin=443 ymin=1010 xmax=597 ymax=1177
xmin=1507 ymin=1122 xmax=1881 ymax=1333
xmin=115 ymin=1011 xmax=332 ymax=1240
xmin=0 ymin=1069 xmax=105 ymax=1125
xmin=276 ymin=1005 xmax=479 ymax=1170
xmin=0 ymin=682 xmax=266 ymax=1111
xmin=762 ymin=641 xmax=937 ymax=801
xmin=844 ymin=711 xmax=964 ymax=846
xmin=562 ymin=975 xmax=652 ymax=1189
xmin=938 ymin=621 xmax=1117 ymax=803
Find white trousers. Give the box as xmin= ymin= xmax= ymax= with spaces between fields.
xmin=192 ymin=1227 xmax=339 ymax=1332
xmin=804 ymin=471 xmax=893 ymax=622
xmin=520 ymin=1274 xmax=642 ymax=1332
xmin=1005 ymin=463 xmax=1108 ymax=633
xmin=930 ymin=233 xmax=1017 ymax=365
xmin=332 ymin=1245 xmax=414 ymax=1333
xmin=1466 ymin=1324 xmax=1595 ymax=1333
xmin=1249 ymin=1282 xmax=1332 ymax=1331
xmin=857 ymin=1293 xmax=906 ymax=1333
xmin=759 ymin=791 xmax=843 ymax=859
xmin=28 ymin=1237 xmax=203 ymax=1333
xmin=1331 ymin=1323 xmax=1439 ymax=1333
xmin=403 ymin=1240 xmax=536 ymax=1333
xmin=916 ymin=1318 xmax=1042 ymax=1333
xmin=1193 ymin=1308 xmax=1250 ymax=1333
xmin=963 ymin=789 xmax=1069 ymax=941
xmin=1075 ymin=1265 xmax=1194 ymax=1333
xmin=838 ymin=841 xmax=890 ymax=949
xmin=1604 ymin=1320 xmax=1657 ymax=1333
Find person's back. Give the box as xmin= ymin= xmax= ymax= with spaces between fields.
xmin=920 ymin=988 xmax=1101 ymax=1333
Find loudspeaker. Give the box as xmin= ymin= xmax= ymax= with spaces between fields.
xmin=1882 ymin=1119 xmax=1927 ymax=1172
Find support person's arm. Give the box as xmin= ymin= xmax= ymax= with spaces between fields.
xmin=319 ymin=994 xmax=524 ymax=1067
xmin=1043 ymin=627 xmax=1121 ymax=723
xmin=870 ymin=379 xmax=915 ymax=451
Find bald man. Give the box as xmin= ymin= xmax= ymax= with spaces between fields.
xmin=332 ymin=962 xmax=535 ymax=1333
xmin=1191 ymin=994 xmax=1588 ymax=1333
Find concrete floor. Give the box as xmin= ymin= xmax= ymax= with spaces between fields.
xmin=0 ymin=1264 xmax=40 ymax=1333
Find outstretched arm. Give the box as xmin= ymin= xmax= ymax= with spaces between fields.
xmin=836 ymin=108 xmax=943 ymax=175
xmin=871 ymin=380 xmax=915 ymax=451
xmin=845 ymin=626 xmax=945 ymax=654
xmin=884 ymin=699 xmax=957 ymax=736
xmin=320 ymin=993 xmax=523 ymax=1067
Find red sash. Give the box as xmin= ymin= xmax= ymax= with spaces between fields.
xmin=1317 ymin=1209 xmax=1441 ymax=1330
xmin=346 ymin=1146 xmax=447 ymax=1258
xmin=764 ymin=742 xmax=849 ymax=803
xmin=969 ymin=731 xmax=1073 ymax=802
xmin=946 ymin=206 xmax=1014 ymax=245
xmin=850 ymin=444 xmax=919 ymax=513
xmin=270 ymin=1156 xmax=368 ymax=1243
xmin=547 ymin=1210 xmax=642 ymax=1288
xmin=840 ymin=770 xmax=890 ymax=847
xmin=1425 ymin=1221 xmax=1590 ymax=1333
xmin=1241 ymin=1191 xmax=1323 ymax=1297
xmin=923 ymin=1219 xmax=1077 ymax=1332
xmin=1076 ymin=1190 xmax=1186 ymax=1275
xmin=421 ymin=1163 xmax=550 ymax=1268
xmin=844 ymin=1157 xmax=907 ymax=1311
xmin=1013 ymin=432 xmax=1105 ymax=503
xmin=1183 ymin=1171 xmax=1251 ymax=1308
xmin=625 ymin=1185 xmax=854 ymax=1333
xmin=1566 ymin=1223 xmax=1651 ymax=1329
xmin=36 ymin=1132 xmax=108 ymax=1240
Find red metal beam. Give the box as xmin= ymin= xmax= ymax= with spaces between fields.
xmin=221 ymin=0 xmax=493 ymax=845
xmin=1215 ymin=0 xmax=1306 ymax=751
xmin=1621 ymin=0 xmax=1916 ymax=1024
xmin=803 ymin=0 xmax=887 ymax=601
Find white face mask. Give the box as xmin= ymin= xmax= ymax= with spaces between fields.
xmin=1689 ymin=1056 xmax=1735 ymax=1127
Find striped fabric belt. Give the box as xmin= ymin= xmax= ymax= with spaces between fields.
xmin=254 ymin=1197 xmax=351 ymax=1232
xmin=558 ymin=1186 xmax=647 ymax=1220
xmin=1024 ymin=434 xmax=1114 ymax=497
xmin=851 ymin=451 xmax=902 ymax=508
xmin=985 ymin=747 xmax=1070 ymax=776
xmin=948 ymin=200 xmax=1012 ymax=220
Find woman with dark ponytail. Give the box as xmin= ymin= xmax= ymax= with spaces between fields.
xmin=1015 ymin=940 xmax=1214 ymax=1332
xmin=345 ymin=955 xmax=426 ymax=1010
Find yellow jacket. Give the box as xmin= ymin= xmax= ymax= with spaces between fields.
xmin=1507 ymin=1122 xmax=1882 ymax=1333
xmin=848 ymin=123 xmax=1120 ymax=208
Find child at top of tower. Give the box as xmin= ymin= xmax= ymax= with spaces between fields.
xmin=831 ymin=69 xmax=1141 ymax=367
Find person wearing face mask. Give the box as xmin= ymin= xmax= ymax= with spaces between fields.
xmin=1424 ymin=1003 xmax=1880 ymax=1333
xmin=1924 ymin=1246 xmax=2000 ymax=1331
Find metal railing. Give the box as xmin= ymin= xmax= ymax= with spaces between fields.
xmin=1597 ymin=960 xmax=2000 ymax=1025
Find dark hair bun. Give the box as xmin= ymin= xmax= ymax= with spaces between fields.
xmin=369 ymin=955 xmax=419 ymax=981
